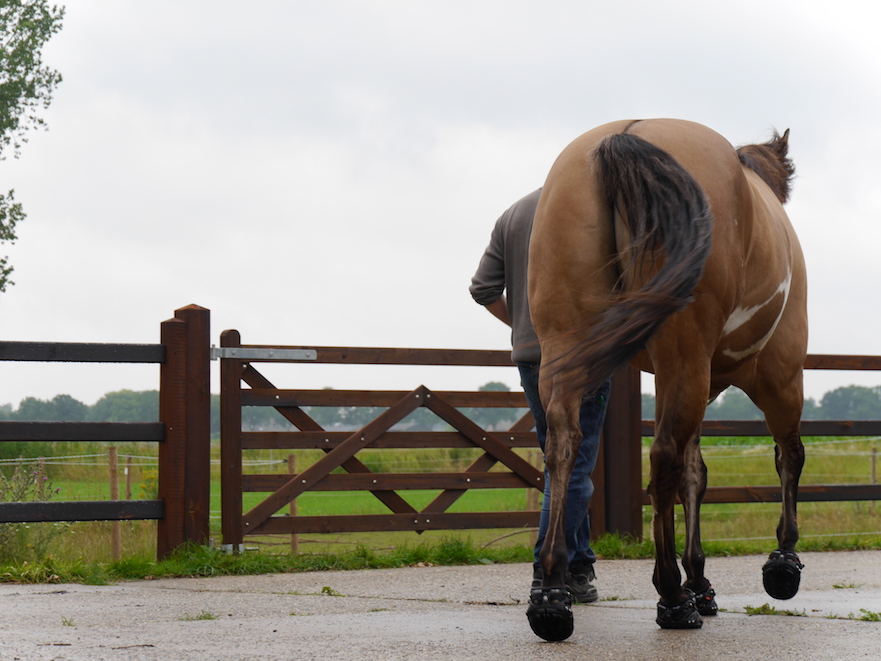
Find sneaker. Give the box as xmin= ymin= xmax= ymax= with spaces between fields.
xmin=531 ymin=564 xmax=599 ymax=604
xmin=566 ymin=569 xmax=598 ymax=603
xmin=568 ymin=561 xmax=597 ymax=584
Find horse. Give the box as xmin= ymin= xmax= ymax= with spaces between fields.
xmin=525 ymin=118 xmax=807 ymax=639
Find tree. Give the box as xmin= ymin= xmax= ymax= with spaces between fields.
xmin=641 ymin=393 xmax=655 ymax=419
xmin=460 ymin=381 xmax=527 ymax=431
xmin=817 ymin=386 xmax=881 ymax=420
xmin=12 ymin=393 xmax=86 ymax=421
xmin=704 ymin=387 xmax=763 ymax=420
xmin=87 ymin=390 xmax=159 ymax=423
xmin=0 ymin=1 xmax=64 ymax=292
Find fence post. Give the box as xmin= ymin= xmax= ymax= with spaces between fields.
xmin=220 ymin=329 xmax=244 ymax=552
xmin=109 ymin=446 xmax=121 ymax=560
xmin=158 ymin=315 xmax=188 ymax=559
xmin=174 ymin=305 xmax=211 ymax=546
xmin=601 ymin=365 xmax=643 ymax=539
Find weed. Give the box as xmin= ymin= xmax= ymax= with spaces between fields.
xmin=833 ymin=582 xmax=862 ymax=589
xmin=139 ymin=469 xmax=159 ymax=500
xmin=858 ymin=608 xmax=881 ymax=622
xmin=0 ymin=458 xmax=69 ymax=562
xmin=320 ymin=586 xmax=343 ymax=597
xmin=743 ymin=603 xmax=805 ymax=617
xmin=61 ymin=615 xmax=74 ymax=627
xmin=179 ymin=610 xmax=218 ymax=621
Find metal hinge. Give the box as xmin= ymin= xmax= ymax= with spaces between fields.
xmin=209 ymin=347 xmax=317 ymax=361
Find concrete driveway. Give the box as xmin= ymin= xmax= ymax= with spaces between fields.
xmin=2 ymin=550 xmax=880 ymax=660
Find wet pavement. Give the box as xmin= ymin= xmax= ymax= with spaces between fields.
xmin=1 ymin=550 xmax=880 ymax=660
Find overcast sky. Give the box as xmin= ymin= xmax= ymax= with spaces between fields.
xmin=2 ymin=0 xmax=880 ymax=407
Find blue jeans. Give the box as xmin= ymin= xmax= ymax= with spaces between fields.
xmin=518 ymin=362 xmax=611 ymax=569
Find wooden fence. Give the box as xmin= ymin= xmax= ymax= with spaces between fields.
xmin=218 ymin=333 xmax=881 ymax=547
xmin=0 ymin=305 xmax=211 ymax=559
xmin=5 ymin=306 xmax=881 ymax=557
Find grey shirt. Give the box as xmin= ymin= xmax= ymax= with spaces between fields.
xmin=469 ymin=188 xmax=542 ymax=363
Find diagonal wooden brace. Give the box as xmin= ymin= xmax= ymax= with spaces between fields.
xmin=242 ymin=385 xmax=426 ymax=531
xmin=421 ymin=398 xmax=542 ymax=515
xmin=241 ymin=365 xmax=418 ymax=516
xmin=423 ymin=387 xmax=543 ymax=488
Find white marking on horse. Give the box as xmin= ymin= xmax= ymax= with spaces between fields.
xmin=722 ymin=270 xmax=792 ymax=361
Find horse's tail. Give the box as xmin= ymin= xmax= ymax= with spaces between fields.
xmin=554 ymin=132 xmax=714 ymax=394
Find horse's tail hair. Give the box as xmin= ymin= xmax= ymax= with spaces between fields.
xmin=552 ymin=132 xmax=714 ymax=394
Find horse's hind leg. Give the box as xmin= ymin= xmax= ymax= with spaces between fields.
xmin=748 ymin=372 xmax=806 ymax=600
xmin=678 ymin=438 xmax=717 ymax=615
xmin=525 ymin=381 xmax=583 ymax=641
xmin=650 ymin=367 xmax=710 ymax=629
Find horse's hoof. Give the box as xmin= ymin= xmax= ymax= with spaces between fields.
xmin=762 ymin=550 xmax=803 ymax=600
xmin=656 ymin=591 xmax=703 ymax=629
xmin=693 ymin=584 xmax=718 ymax=616
xmin=526 ymin=587 xmax=573 ymax=642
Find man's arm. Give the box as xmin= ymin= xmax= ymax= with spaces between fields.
xmin=485 ymin=296 xmax=511 ymax=327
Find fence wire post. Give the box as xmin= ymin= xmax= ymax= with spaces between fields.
xmin=109 ymin=446 xmax=121 ymax=560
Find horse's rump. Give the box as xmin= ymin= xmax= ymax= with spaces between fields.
xmin=542 ymin=130 xmax=715 ymax=394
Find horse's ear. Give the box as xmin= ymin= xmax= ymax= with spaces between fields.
xmin=781 ymin=128 xmax=790 ymax=145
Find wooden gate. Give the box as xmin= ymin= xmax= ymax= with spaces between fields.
xmin=218 ymin=330 xmax=554 ymax=550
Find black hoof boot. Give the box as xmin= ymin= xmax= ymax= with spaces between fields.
xmin=526 ymin=587 xmax=573 ymax=642
xmin=693 ymin=584 xmax=718 ymax=616
xmin=656 ymin=591 xmax=703 ymax=629
xmin=763 ymin=550 xmax=803 ymax=600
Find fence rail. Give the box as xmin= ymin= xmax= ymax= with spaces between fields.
xmin=0 ymin=341 xmax=165 ymax=363
xmin=0 ymin=305 xmax=211 ymax=559
xmin=219 ymin=339 xmax=881 ymax=546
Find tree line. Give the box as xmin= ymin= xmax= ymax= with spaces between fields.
xmin=5 ymin=383 xmax=881 ymax=433
xmin=641 ymin=385 xmax=881 ymax=421
xmin=0 ymin=382 xmax=526 ymax=434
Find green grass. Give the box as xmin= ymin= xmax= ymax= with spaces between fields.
xmin=6 ymin=436 xmax=881 ymax=572
xmin=0 ymin=537 xmax=532 ymax=584
xmin=5 ymin=529 xmax=881 ymax=586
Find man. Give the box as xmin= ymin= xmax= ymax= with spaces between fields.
xmin=470 ymin=188 xmax=611 ymax=603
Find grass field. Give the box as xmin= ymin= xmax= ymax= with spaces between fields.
xmin=6 ymin=434 xmax=879 ymax=567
